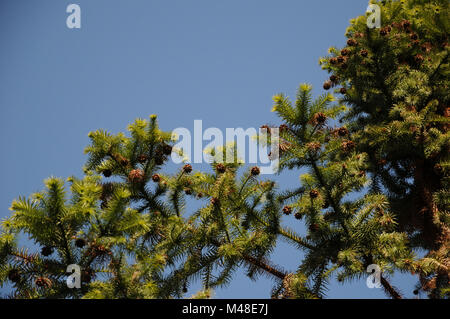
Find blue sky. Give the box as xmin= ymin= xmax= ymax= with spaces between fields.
xmin=0 ymin=0 xmax=418 ymax=298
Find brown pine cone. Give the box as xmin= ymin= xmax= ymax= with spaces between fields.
xmin=347 ymin=38 xmax=358 ymax=46
xmin=279 ymin=124 xmax=289 ymax=133
xmin=341 ymin=140 xmax=356 ymax=152
xmin=162 ymin=144 xmax=173 ymax=155
xmin=309 ymin=189 xmax=319 ymax=199
xmin=260 ymin=124 xmax=272 ymax=134
xmin=128 ymin=169 xmax=145 ymax=183
xmin=306 ymin=142 xmax=321 ymax=153
xmin=337 ymin=127 xmax=349 ymax=137
xmin=35 ymin=277 xmax=52 ymax=289
xmin=341 ymin=48 xmax=350 ymax=56
xmin=323 ymin=81 xmax=332 ymax=90
xmin=216 ymin=163 xmax=226 ymax=174
xmin=282 ymin=206 xmax=292 ymax=215
xmin=183 ymin=164 xmax=192 ymax=174
xmin=137 ymin=154 xmax=148 ymax=164
xmin=313 ymin=112 xmax=327 ymax=125
xmin=251 ymin=166 xmax=260 ymax=176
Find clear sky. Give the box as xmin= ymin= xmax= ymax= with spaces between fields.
xmin=0 ymin=0 xmax=418 ymax=298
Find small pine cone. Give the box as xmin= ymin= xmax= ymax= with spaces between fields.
xmin=151 ymin=174 xmax=161 ymax=183
xmin=379 ymin=28 xmax=389 ymax=36
xmin=329 ymin=75 xmax=338 ymax=83
xmin=117 ymin=155 xmax=129 ymax=167
xmin=410 ymin=33 xmax=418 ymax=41
xmin=35 ymin=277 xmax=52 ymax=289
xmin=330 ymin=57 xmax=338 ymax=65
xmin=313 ymin=112 xmax=327 ymax=125
xmin=360 ymin=49 xmax=368 ymax=57
xmin=406 ymin=105 xmax=416 ymax=112
xmin=260 ymin=124 xmax=271 ymax=134
xmin=306 ymin=142 xmax=321 ymax=153
xmin=294 ymin=212 xmax=302 ymax=220
xmin=337 ymin=56 xmax=345 ymax=63
xmin=128 ymin=169 xmax=145 ymax=183
xmin=210 ymin=197 xmax=220 ymax=206
xmin=91 ymin=244 xmax=108 ymax=257
xmin=414 ymin=54 xmax=424 ymax=64
xmin=216 ymin=163 xmax=226 ymax=174
xmin=251 ymin=166 xmax=260 ymax=176
xmin=347 ymin=38 xmax=358 ymax=46
xmin=323 ymin=81 xmax=332 ymax=90
xmin=401 ymin=20 xmax=411 ymax=29
xmin=413 ymin=289 xmax=419 ymax=295
xmin=282 ymin=206 xmax=292 ymax=215
xmin=8 ymin=269 xmax=21 ymax=283
xmin=423 ymin=278 xmax=437 ymax=291
xmin=433 ymin=164 xmax=443 ymax=175
xmin=337 ymin=127 xmax=349 ymax=137
xmin=102 ymin=169 xmax=112 ymax=178
xmin=41 ymin=246 xmax=53 ymax=257
xmin=309 ymin=223 xmax=319 ymax=232
xmin=357 ymin=170 xmax=366 ymax=177
xmin=279 ymin=124 xmax=289 ymax=133
xmin=184 ymin=188 xmax=192 ymax=195
xmin=183 ymin=164 xmax=192 ymax=174
xmin=341 ymin=140 xmax=356 ymax=152
xmin=197 ymin=192 xmax=203 ymax=199
xmin=162 ymin=144 xmax=173 ymax=156
xmin=137 ymin=154 xmax=148 ymax=164
xmin=340 ymin=62 xmax=348 ymax=69
xmin=309 ymin=189 xmax=319 ymax=199
xmin=339 ymin=87 xmax=347 ymax=94
xmin=421 ymin=42 xmax=432 ymax=53
xmin=75 ymin=238 xmax=86 ymax=248
xmin=341 ymin=48 xmax=350 ymax=56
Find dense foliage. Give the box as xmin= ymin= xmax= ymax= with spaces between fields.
xmin=0 ymin=0 xmax=448 ymax=299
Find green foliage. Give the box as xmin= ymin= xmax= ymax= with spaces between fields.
xmin=1 ymin=0 xmax=448 ymax=299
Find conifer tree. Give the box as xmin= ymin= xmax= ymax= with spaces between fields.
xmin=0 ymin=0 xmax=448 ymax=299
xmin=319 ymin=0 xmax=449 ymax=298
